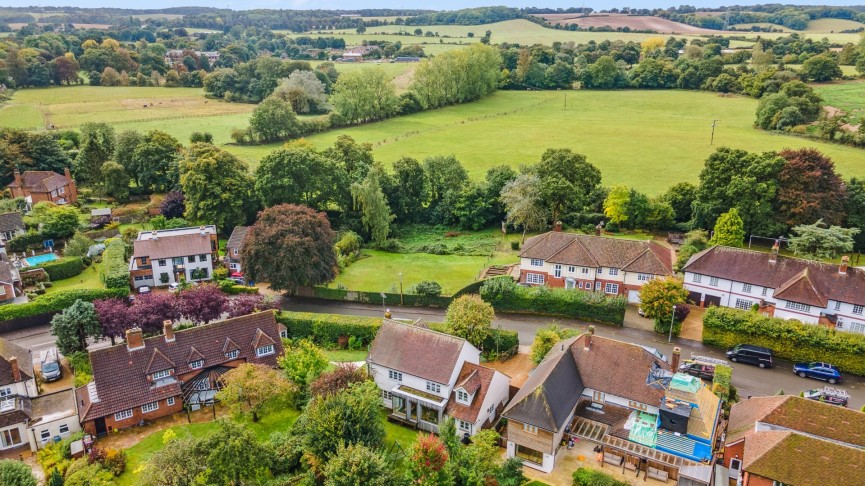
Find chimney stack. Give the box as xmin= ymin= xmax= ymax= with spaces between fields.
xmin=151 ymin=230 xmax=158 ymax=240
xmin=671 ymin=347 xmax=681 ymax=371
xmin=769 ymin=240 xmax=780 ymax=264
xmin=13 ymin=169 xmax=22 ymax=188
xmin=63 ymin=167 xmax=72 ymax=180
xmin=840 ymin=256 xmax=849 ymax=275
xmin=584 ymin=325 xmax=595 ymax=350
xmin=553 ymin=221 xmax=563 ymax=232
xmin=126 ymin=327 xmax=144 ymax=351
xmin=200 ymin=225 xmax=206 ymax=236
xmin=163 ymin=320 xmax=175 ymax=342
xmin=9 ymin=356 xmax=21 ymax=382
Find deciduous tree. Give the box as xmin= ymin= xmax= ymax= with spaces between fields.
xmin=638 ymin=277 xmax=690 ymax=336
xmin=129 ymin=293 xmax=180 ymax=334
xmin=100 ymin=161 xmax=130 ymax=202
xmin=310 ymin=363 xmax=366 ymax=399
xmin=534 ymin=148 xmax=601 ymax=223
xmin=176 ymin=284 xmax=227 ymax=324
xmin=776 ymin=148 xmax=846 ymax=227
xmin=331 ymin=68 xmax=399 ymax=124
xmin=248 ymin=97 xmax=303 ymax=142
xmin=216 ymin=363 xmax=295 ymax=422
xmin=530 ymin=323 xmax=577 ymax=364
xmin=278 ymin=339 xmax=329 ymax=400
xmin=255 ymin=147 xmax=346 ymax=210
xmin=93 ymin=297 xmax=130 ymax=345
xmin=662 ymin=182 xmax=697 ymax=224
xmin=51 ymin=299 xmax=101 ymax=355
xmin=179 ymin=143 xmax=253 ymax=232
xmin=445 ymin=295 xmax=494 ymax=350
xmin=845 ymin=178 xmax=865 ymax=252
xmin=225 ymin=294 xmax=278 ymax=318
xmin=64 ymin=232 xmax=95 ymax=258
xmin=323 ymin=443 xmax=399 ymax=486
xmin=75 ymin=122 xmax=115 ymax=184
xmin=159 ymin=191 xmax=185 ymax=219
xmin=29 ymin=202 xmax=81 ymax=239
xmin=500 ymin=174 xmax=548 ymax=243
xmin=0 ymin=459 xmax=38 ymax=486
xmin=272 ymin=70 xmax=329 ymax=114
xmin=351 ymin=166 xmax=395 ymax=245
xmin=199 ymin=420 xmax=272 ymax=485
xmin=406 ymin=434 xmax=451 ymax=486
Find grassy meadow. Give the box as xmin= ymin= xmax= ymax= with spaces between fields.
xmin=813 ymin=80 xmax=865 ymax=119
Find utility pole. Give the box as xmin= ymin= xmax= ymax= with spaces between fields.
xmin=668 ymin=305 xmax=677 ymax=343
xmin=710 ymin=119 xmax=719 ymax=145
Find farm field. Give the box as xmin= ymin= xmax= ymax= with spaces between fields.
xmin=813 ymin=80 xmax=865 ymax=119
xmin=537 ymin=13 xmax=727 ymax=34
xmin=804 ymin=18 xmax=865 ymax=33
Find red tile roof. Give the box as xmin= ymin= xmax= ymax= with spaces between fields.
xmin=0 ymin=337 xmax=33 ymax=386
xmin=8 ymin=171 xmax=71 ymax=193
xmin=76 ymin=311 xmax=283 ymax=422
xmin=133 ymin=233 xmax=212 ymax=261
xmin=446 ymin=363 xmax=502 ymax=424
xmin=368 ymin=320 xmax=468 ymax=385
xmin=743 ymin=431 xmax=865 ymax=486
xmin=520 ymin=232 xmax=673 ymax=275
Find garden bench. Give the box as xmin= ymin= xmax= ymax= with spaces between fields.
xmin=603 ymin=453 xmax=623 ymax=466
xmin=647 ymin=466 xmax=669 ymax=482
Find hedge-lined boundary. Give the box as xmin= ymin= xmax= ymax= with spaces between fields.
xmin=427 ymin=322 xmax=519 ymax=357
xmin=311 ymin=286 xmax=453 ymax=308
xmin=479 ymin=278 xmax=627 ymax=325
xmin=0 ymin=288 xmax=129 ymax=321
xmin=32 ymin=256 xmax=84 ymax=281
xmin=451 ymin=276 xmax=513 ymax=298
xmin=703 ymin=307 xmax=865 ymax=376
xmin=100 ymin=240 xmax=130 ymax=289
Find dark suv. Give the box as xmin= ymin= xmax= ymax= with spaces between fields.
xmin=726 ymin=344 xmax=773 ymax=368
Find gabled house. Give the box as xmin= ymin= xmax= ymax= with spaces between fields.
xmin=1 ymin=338 xmax=80 ymax=453
xmin=0 ymin=212 xmax=25 ymax=255
xmin=723 ymin=395 xmax=865 ymax=486
xmin=0 ymin=260 xmax=21 ymax=303
xmin=503 ymin=331 xmax=721 ymax=476
xmin=366 ymin=320 xmax=510 ymax=435
xmin=129 ymin=226 xmax=218 ymax=289
xmin=683 ymin=244 xmax=865 ymax=334
xmin=7 ymin=169 xmax=78 ymax=208
xmin=519 ymin=229 xmax=674 ymax=303
xmin=224 ymin=225 xmax=248 ymax=274
xmin=75 ymin=311 xmax=284 ymax=436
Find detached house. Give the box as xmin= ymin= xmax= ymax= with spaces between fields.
xmin=7 ymin=169 xmax=78 ymax=208
xmin=683 ymin=244 xmax=865 ymax=334
xmin=367 ymin=320 xmax=510 ymax=436
xmin=224 ymin=225 xmax=248 ymax=274
xmin=723 ymin=395 xmax=865 ymax=486
xmin=503 ymin=331 xmax=721 ymax=480
xmin=129 ymin=226 xmax=217 ymax=289
xmin=0 ymin=212 xmax=25 ymax=255
xmin=519 ymin=230 xmax=674 ymax=303
xmin=0 ymin=260 xmax=21 ymax=303
xmin=76 ymin=311 xmax=284 ymax=436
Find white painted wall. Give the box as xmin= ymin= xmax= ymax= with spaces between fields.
xmin=469 ymin=370 xmax=510 ymax=433
xmin=27 ymin=414 xmax=81 ymax=451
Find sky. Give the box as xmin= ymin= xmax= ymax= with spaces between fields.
xmin=4 ymin=1 xmax=862 ymax=11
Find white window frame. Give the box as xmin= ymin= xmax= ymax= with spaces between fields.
xmin=530 ymin=259 xmax=543 ymax=267
xmin=151 ymin=369 xmax=171 ymax=380
xmin=848 ymin=321 xmax=865 ymax=334
xmin=522 ymin=423 xmax=538 ymax=434
xmin=225 ymin=350 xmax=239 ymax=359
xmin=40 ymin=429 xmax=51 ymax=443
xmin=255 ymin=344 xmax=275 ymax=357
xmin=0 ymin=387 xmax=12 ymax=398
xmin=58 ymin=424 xmax=69 ymax=436
xmin=189 ymin=359 xmax=204 ymax=370
xmin=761 ymin=287 xmax=768 ymax=296
xmin=114 ymin=409 xmax=133 ymax=421
xmin=853 ymin=305 xmax=864 ymax=316
xmin=141 ymin=401 xmax=159 ymax=413
xmin=596 ymin=267 xmax=603 ymax=275
xmin=608 ymin=268 xmax=619 ymax=276
xmin=581 ymin=268 xmax=589 ymax=275
xmin=637 ymin=273 xmax=651 ymax=282
xmin=784 ymin=301 xmax=811 ymax=313
xmin=457 ymin=390 xmax=469 ymax=403
xmin=425 ymin=382 xmax=441 ymax=394
xmin=735 ymin=299 xmax=753 ymax=311
xmin=388 ymin=370 xmax=403 ymax=381
xmin=692 ymin=274 xmax=702 ymax=283
xmin=709 ymin=277 xmax=719 ymax=286
xmin=742 ymin=283 xmax=752 ymax=293
xmin=604 ymin=283 xmax=619 ymax=295
xmin=167 ymin=397 xmax=175 ymax=406
xmin=568 ymin=266 xmax=575 ymax=274
xmin=554 ymin=264 xmax=562 ymax=278
xmin=526 ymin=273 xmax=545 ymax=285
xmin=458 ymin=420 xmax=471 ymax=431
xmin=595 ymin=281 xmax=601 ymax=291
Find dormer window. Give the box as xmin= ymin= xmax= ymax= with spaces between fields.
xmin=456 ymin=390 xmax=470 ymax=404
xmin=256 ymin=344 xmax=275 ymax=357
xmin=225 ymin=349 xmax=239 ymax=359
xmin=189 ymin=360 xmax=204 ymax=370
xmin=151 ymin=369 xmax=172 ymax=381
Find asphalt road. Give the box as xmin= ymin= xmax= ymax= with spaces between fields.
xmin=3 ymin=298 xmax=862 ymax=409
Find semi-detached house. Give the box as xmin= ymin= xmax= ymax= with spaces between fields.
xmin=518 ymin=230 xmax=674 ymax=303
xmin=683 ymin=244 xmax=865 ymax=335
xmin=129 ymin=226 xmax=218 ymax=289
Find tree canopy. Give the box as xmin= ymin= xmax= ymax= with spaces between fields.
xmin=179 ymin=142 xmax=254 ymax=232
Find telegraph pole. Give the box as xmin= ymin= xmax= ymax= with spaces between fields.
xmin=710 ymin=119 xmax=719 ymax=145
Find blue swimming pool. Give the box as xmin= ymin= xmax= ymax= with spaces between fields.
xmin=25 ymin=253 xmax=59 ymax=266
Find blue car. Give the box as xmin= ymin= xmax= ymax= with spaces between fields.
xmin=793 ymin=362 xmax=842 ymax=384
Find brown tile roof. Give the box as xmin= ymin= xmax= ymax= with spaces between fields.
xmin=725 ymin=395 xmax=787 ymax=445
xmin=8 ymin=171 xmax=70 ymax=192
xmin=684 ymin=246 xmax=865 ymax=306
xmin=368 ymin=320 xmax=467 ymax=385
xmin=133 ymin=233 xmax=212 ymax=260
xmin=445 ymin=362 xmax=499 ymax=424
xmin=76 ymin=311 xmax=283 ymax=422
xmin=0 ymin=337 xmax=33 ymax=386
xmin=0 ymin=408 xmax=30 ymax=428
xmin=226 ymin=226 xmax=248 ymax=251
xmin=0 ymin=212 xmax=24 ymax=233
xmin=744 ymin=431 xmax=865 ymax=486
xmin=0 ymin=261 xmax=20 ymax=285
xmin=520 ymin=232 xmax=673 ymax=275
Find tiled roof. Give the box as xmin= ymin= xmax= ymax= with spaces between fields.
xmin=725 ymin=395 xmax=787 ymax=445
xmin=133 ymin=233 xmax=212 ymax=260
xmin=445 ymin=363 xmax=501 ymax=424
xmin=684 ymin=246 xmax=865 ymax=306
xmin=0 ymin=212 xmax=24 ymax=233
xmin=76 ymin=311 xmax=283 ymax=422
xmin=8 ymin=171 xmax=70 ymax=192
xmin=0 ymin=408 xmax=30 ymax=428
xmin=368 ymin=320 xmax=467 ymax=385
xmin=0 ymin=337 xmax=33 ymax=386
xmin=520 ymin=232 xmax=673 ymax=275
xmin=226 ymin=226 xmax=249 ymax=250
xmin=0 ymin=260 xmax=20 ymax=285
xmin=744 ymin=431 xmax=865 ymax=486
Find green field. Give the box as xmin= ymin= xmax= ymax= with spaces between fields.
xmin=804 ymin=18 xmax=865 ymax=33
xmin=813 ymin=80 xmax=865 ymax=119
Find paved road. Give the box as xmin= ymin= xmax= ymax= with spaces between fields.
xmin=283 ymin=297 xmax=865 ymax=410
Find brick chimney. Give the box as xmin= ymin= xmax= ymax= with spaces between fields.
xmin=163 ymin=320 xmax=175 ymax=342
xmin=671 ymin=346 xmax=681 ymax=371
xmin=63 ymin=167 xmax=72 ymax=181
xmin=584 ymin=325 xmax=595 ymax=350
xmin=9 ymin=356 xmax=21 ymax=382
xmin=840 ymin=255 xmax=849 ymax=275
xmin=126 ymin=327 xmax=144 ymax=351
xmin=553 ymin=221 xmax=563 ymax=232
xmin=769 ymin=240 xmax=780 ymax=264
xmin=12 ymin=169 xmax=22 ymax=188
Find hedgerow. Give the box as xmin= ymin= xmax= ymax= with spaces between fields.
xmin=32 ymin=256 xmax=84 ymax=281
xmin=276 ymin=311 xmax=381 ymax=346
xmin=0 ymin=288 xmax=128 ymax=321
xmin=99 ymin=240 xmax=129 ymax=289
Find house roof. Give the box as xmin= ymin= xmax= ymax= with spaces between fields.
xmin=226 ymin=226 xmax=249 ymax=250
xmin=0 ymin=260 xmax=20 ymax=284
xmin=30 ymin=388 xmax=78 ymax=424
xmin=684 ymin=245 xmax=865 ymax=306
xmin=445 ymin=363 xmax=504 ymax=424
xmin=503 ymin=337 xmax=583 ymax=432
xmin=743 ymin=431 xmax=865 ymax=486
xmin=0 ymin=407 xmax=30 ymax=428
xmin=133 ymin=233 xmax=213 ymax=260
xmin=368 ymin=320 xmax=467 ymax=385
xmin=8 ymin=171 xmax=70 ymax=192
xmin=726 ymin=395 xmax=865 ymax=447
xmin=0 ymin=212 xmax=24 ymax=233
xmin=76 ymin=311 xmax=283 ymax=422
xmin=0 ymin=337 xmax=33 ymax=386
xmin=520 ymin=232 xmax=673 ymax=275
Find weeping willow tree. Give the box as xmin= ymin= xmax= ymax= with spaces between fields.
xmin=351 ymin=167 xmax=394 ymax=245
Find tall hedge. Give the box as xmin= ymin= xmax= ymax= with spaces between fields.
xmin=312 ymin=286 xmax=453 ymax=308
xmin=427 ymin=322 xmax=519 ymax=356
xmin=479 ymin=278 xmax=627 ymax=325
xmin=99 ymin=240 xmax=130 ymax=289
xmin=7 ymin=231 xmax=46 ymax=252
xmin=703 ymin=307 xmax=865 ymax=376
xmin=32 ymin=256 xmax=84 ymax=281
xmin=276 ymin=311 xmax=382 ymax=346
xmin=0 ymin=288 xmax=128 ymax=321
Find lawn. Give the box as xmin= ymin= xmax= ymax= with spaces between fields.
xmin=804 ymin=18 xmax=865 ymax=33
xmin=324 ymin=349 xmax=368 ymax=362
xmin=813 ymin=80 xmax=865 ymax=119
xmin=331 ymin=249 xmax=518 ymax=295
xmin=45 ymin=263 xmax=104 ymax=293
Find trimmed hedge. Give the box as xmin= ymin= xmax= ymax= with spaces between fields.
xmin=451 ymin=276 xmax=513 ymax=298
xmin=479 ymin=278 xmax=627 ymax=325
xmin=276 ymin=311 xmax=382 ymax=346
xmin=312 ymin=286 xmax=453 ymax=308
xmin=7 ymin=231 xmax=47 ymax=252
xmin=427 ymin=322 xmax=519 ymax=357
xmin=572 ymin=467 xmax=628 ymax=486
xmin=99 ymin=240 xmax=129 ymax=289
xmin=32 ymin=256 xmax=84 ymax=281
xmin=217 ymin=280 xmax=259 ymax=295
xmin=703 ymin=307 xmax=865 ymax=376
xmin=0 ymin=288 xmax=128 ymax=321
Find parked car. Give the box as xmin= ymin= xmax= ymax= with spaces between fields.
xmin=40 ymin=348 xmax=61 ymax=382
xmin=678 ymin=355 xmax=729 ymax=380
xmin=802 ymin=386 xmax=848 ymax=407
xmin=168 ymin=283 xmax=179 ymax=292
xmin=726 ymin=344 xmax=774 ymax=368
xmin=793 ymin=362 xmax=842 ymax=384
xmin=138 ymin=286 xmax=151 ymax=294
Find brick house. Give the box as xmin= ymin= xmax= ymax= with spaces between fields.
xmin=7 ymin=169 xmax=78 ymax=208
xmin=367 ymin=320 xmax=510 ymax=436
xmin=75 ymin=311 xmax=284 ymax=436
xmin=503 ymin=331 xmax=720 ymax=478
xmin=518 ymin=230 xmax=674 ymax=303
xmin=683 ymin=244 xmax=865 ymax=335
xmin=129 ymin=226 xmax=218 ymax=289
xmin=723 ymin=395 xmax=865 ymax=485
xmin=0 ymin=212 xmax=25 ymax=255
xmin=224 ymin=225 xmax=248 ymax=274
xmin=0 ymin=260 xmax=21 ymax=304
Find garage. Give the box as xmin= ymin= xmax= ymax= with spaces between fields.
xmin=703 ymin=295 xmax=722 ymax=308
xmin=628 ymin=290 xmax=641 ymax=304
xmin=687 ymin=291 xmax=702 ymax=305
